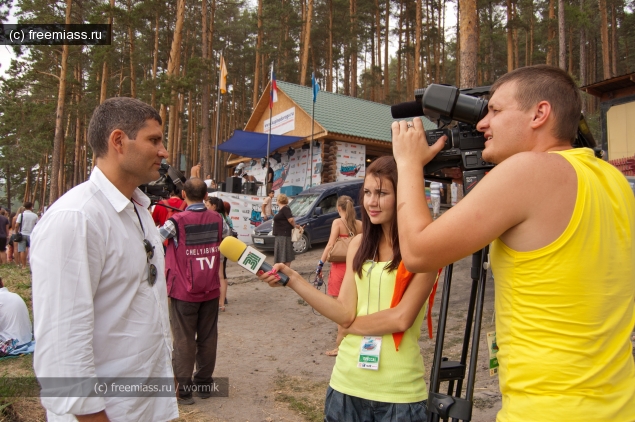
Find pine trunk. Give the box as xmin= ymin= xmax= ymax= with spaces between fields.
xmin=415 ymin=0 xmax=422 ymax=88
xmin=506 ymin=0 xmax=514 ymax=71
xmin=300 ymin=0 xmax=314 ymax=86
xmin=50 ymin=0 xmax=72 ymax=204
xmin=558 ymin=0 xmax=566 ymax=69
xmin=327 ymin=0 xmax=333 ymax=92
xmin=350 ymin=0 xmax=357 ymax=97
xmin=201 ymin=0 xmax=210 ymax=177
xmin=384 ymin=0 xmax=389 ymax=100
xmin=151 ymin=12 xmax=159 ymax=108
xmin=166 ymin=0 xmax=186 ymax=165
xmin=128 ymin=0 xmax=136 ymax=97
xmin=598 ymin=0 xmax=611 ymax=78
xmin=460 ymin=0 xmax=478 ymax=88
xmin=253 ymin=0 xmax=263 ymax=107
xmin=547 ymin=0 xmax=555 ymax=65
xmin=610 ymin=1 xmax=617 ymax=76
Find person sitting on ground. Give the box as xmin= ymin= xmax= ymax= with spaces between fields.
xmin=316 ymin=195 xmax=362 ymax=357
xmin=0 ymin=277 xmax=33 ymax=346
xmin=258 ymin=157 xmax=437 ymax=422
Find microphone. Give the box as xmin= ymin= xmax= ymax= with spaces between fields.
xmin=219 ymin=237 xmax=289 ymax=286
xmin=390 ymin=101 xmax=422 ymax=119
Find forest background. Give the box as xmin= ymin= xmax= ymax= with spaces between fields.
xmin=0 ymin=0 xmax=633 ymax=211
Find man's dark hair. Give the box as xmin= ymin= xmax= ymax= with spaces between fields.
xmin=87 ymin=97 xmax=162 ymax=158
xmin=184 ymin=178 xmax=207 ymax=202
xmin=23 ymin=202 xmax=33 ymax=210
xmin=490 ymin=65 xmax=581 ymax=143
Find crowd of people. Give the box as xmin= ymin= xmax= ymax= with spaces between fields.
xmin=6 ymin=64 xmax=632 ymax=422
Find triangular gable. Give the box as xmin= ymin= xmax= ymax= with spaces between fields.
xmin=245 ymin=81 xmax=327 ymax=140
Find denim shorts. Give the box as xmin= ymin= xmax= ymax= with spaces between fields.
xmin=324 ymin=386 xmax=428 ymax=422
xmin=17 ymin=235 xmax=30 ymax=253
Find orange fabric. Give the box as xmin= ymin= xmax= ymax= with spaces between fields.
xmin=390 ymin=262 xmax=415 ymax=351
xmin=390 ymin=264 xmax=442 ymax=350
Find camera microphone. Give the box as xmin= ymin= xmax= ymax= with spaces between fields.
xmin=219 ymin=237 xmax=289 ymax=286
xmin=391 ymin=101 xmax=423 ymax=119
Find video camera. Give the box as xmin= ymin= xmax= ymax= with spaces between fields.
xmin=391 ymin=84 xmax=494 ymax=192
xmin=138 ymin=163 xmax=186 ymax=204
xmin=391 ymin=83 xmax=601 ymax=193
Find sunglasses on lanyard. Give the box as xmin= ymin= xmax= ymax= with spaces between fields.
xmin=143 ymin=239 xmax=158 ymax=286
xmin=133 ymin=200 xmax=157 ymax=287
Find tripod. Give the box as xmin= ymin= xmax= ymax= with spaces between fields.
xmin=427 ymin=246 xmax=491 ymax=422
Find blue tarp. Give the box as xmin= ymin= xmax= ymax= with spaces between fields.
xmin=217 ymin=130 xmax=305 ymax=158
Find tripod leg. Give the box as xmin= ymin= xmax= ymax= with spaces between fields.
xmin=428 ymin=263 xmax=454 ymax=422
xmin=465 ymin=246 xmax=489 ymax=414
xmin=453 ymin=251 xmax=483 ymax=404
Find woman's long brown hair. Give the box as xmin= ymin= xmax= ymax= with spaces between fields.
xmin=337 ymin=195 xmax=358 ymax=236
xmin=352 ymin=156 xmax=401 ymax=276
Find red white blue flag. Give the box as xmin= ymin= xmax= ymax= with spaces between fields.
xmin=269 ymin=65 xmax=278 ymax=109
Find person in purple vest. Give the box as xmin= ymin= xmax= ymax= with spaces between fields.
xmin=159 ymin=178 xmax=224 ymax=405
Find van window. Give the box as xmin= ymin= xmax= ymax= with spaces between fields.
xmin=318 ymin=194 xmax=338 ymax=214
xmin=289 ymin=194 xmax=320 ymax=217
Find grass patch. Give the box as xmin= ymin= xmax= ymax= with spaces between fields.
xmin=273 ymin=373 xmax=328 ymax=422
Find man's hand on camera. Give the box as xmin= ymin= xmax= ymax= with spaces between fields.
xmin=391 ymin=117 xmax=446 ymax=168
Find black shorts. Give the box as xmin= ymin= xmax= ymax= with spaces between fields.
xmin=0 ymin=237 xmax=6 ymax=252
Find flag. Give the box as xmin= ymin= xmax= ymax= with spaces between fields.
xmin=269 ymin=66 xmax=278 ymax=109
xmin=219 ymin=55 xmax=228 ymax=94
xmin=312 ymin=72 xmax=320 ymax=103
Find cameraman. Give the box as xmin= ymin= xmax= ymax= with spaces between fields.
xmin=392 ymin=65 xmax=635 ymax=422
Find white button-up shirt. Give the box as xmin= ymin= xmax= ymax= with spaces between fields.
xmin=30 ymin=167 xmax=178 ymax=422
xmin=0 ymin=287 xmax=33 ymax=345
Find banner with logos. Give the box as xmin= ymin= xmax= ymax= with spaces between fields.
xmin=335 ymin=142 xmax=366 ymax=181
xmin=242 ymin=144 xmax=322 ymax=194
xmin=210 ymin=191 xmax=279 ymax=245
xmin=263 ymin=107 xmax=296 ymax=135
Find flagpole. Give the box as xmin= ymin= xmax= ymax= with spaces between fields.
xmin=213 ymin=50 xmax=223 ymax=182
xmin=266 ymin=63 xmax=273 ymax=194
xmin=309 ymin=96 xmax=315 ymax=188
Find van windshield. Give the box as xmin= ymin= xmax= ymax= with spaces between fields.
xmin=288 ymin=194 xmax=319 ymax=217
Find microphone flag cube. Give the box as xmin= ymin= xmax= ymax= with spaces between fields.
xmin=238 ymin=248 xmax=267 ymax=274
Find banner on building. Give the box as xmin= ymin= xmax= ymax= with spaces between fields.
xmin=243 ymin=144 xmax=322 ymax=195
xmin=263 ymin=107 xmax=295 ymax=135
xmin=210 ymin=191 xmax=279 ymax=245
xmin=335 ymin=142 xmax=365 ymax=181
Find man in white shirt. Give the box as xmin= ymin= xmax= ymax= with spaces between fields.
xmin=15 ymin=201 xmax=38 ymax=269
xmin=30 ymin=97 xmax=178 ymax=422
xmin=0 ymin=277 xmax=32 ymax=346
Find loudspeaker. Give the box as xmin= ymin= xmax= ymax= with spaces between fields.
xmin=219 ymin=182 xmax=226 ymax=192
xmin=225 ymin=177 xmax=242 ymax=193
xmin=244 ymin=182 xmax=258 ymax=195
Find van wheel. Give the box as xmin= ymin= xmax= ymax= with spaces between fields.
xmin=293 ymin=234 xmax=310 ymax=254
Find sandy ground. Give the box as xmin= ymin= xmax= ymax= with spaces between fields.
xmin=191 ymin=242 xmax=502 ymax=422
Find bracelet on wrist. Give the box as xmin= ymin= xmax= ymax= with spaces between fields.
xmin=318 ymin=260 xmax=324 ymax=266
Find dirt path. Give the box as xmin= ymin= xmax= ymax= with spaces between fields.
xmin=191 ymin=245 xmax=502 ymax=422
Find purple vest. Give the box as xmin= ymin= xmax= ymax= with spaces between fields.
xmin=165 ymin=209 xmax=223 ymax=302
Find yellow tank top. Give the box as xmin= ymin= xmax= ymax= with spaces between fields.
xmin=491 ymin=148 xmax=635 ymax=422
xmin=329 ymin=261 xmax=428 ymax=403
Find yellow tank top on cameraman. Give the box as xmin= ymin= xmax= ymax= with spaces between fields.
xmin=491 ymin=148 xmax=635 ymax=422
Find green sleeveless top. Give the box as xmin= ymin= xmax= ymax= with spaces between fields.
xmin=329 ymin=260 xmax=428 ymax=403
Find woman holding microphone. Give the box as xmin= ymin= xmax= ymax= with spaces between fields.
xmin=257 ymin=156 xmax=437 ymax=422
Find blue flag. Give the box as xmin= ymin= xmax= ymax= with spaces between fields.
xmin=312 ymin=72 xmax=320 ymax=103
